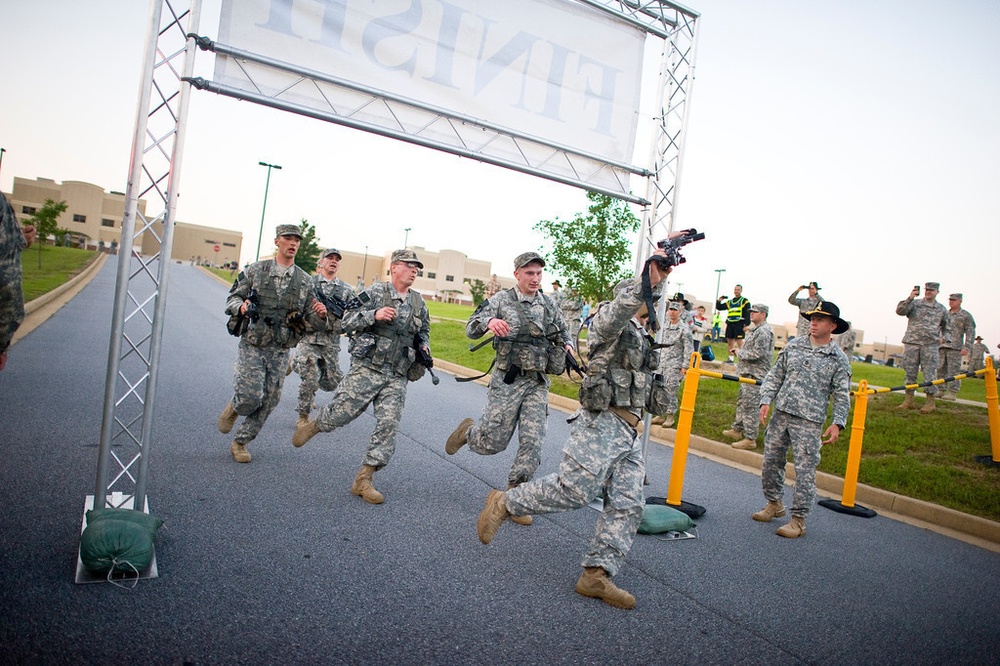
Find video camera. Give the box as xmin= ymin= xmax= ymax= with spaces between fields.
xmin=649 ymin=228 xmax=705 ymax=272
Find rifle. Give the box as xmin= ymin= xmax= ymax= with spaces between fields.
xmin=314 ymin=284 xmax=370 ymax=319
xmin=565 ymin=349 xmax=587 ymax=380
xmin=226 ymin=289 xmax=260 ymax=337
xmin=414 ymin=333 xmax=440 ymax=385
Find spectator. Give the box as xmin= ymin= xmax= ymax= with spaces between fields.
xmin=938 ymin=293 xmax=976 ymax=400
xmin=895 ymin=282 xmax=946 ymax=412
xmin=788 ymin=281 xmax=823 ymax=340
xmin=716 ymin=284 xmax=750 ymax=363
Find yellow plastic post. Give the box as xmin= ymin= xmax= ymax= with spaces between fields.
xmin=840 ymin=380 xmax=869 ymax=508
xmin=984 ymin=357 xmax=1000 ymax=463
xmin=666 ymin=352 xmax=702 ymax=507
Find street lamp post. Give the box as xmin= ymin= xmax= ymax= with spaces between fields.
xmin=403 ymin=227 xmax=411 ymax=248
xmin=713 ymin=268 xmax=726 ymax=306
xmin=255 ymin=161 xmax=282 ymax=261
xmin=362 ymin=245 xmax=368 ymax=281
xmin=0 ymin=147 xmax=6 ymax=184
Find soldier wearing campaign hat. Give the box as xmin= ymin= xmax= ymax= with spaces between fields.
xmin=218 ymin=224 xmax=327 ymax=463
xmin=896 ymin=281 xmax=947 ymax=412
xmin=291 ymin=247 xmax=356 ymax=424
xmin=293 ymin=248 xmax=431 ymax=505
xmin=938 ymin=292 xmax=977 ymax=400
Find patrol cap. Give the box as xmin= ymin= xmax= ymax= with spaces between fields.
xmin=808 ymin=281 xmax=821 ymax=290
xmin=514 ymin=251 xmax=545 ymax=269
xmin=802 ymin=301 xmax=849 ymax=335
xmin=924 ymin=281 xmax=940 ymax=291
xmin=949 ymin=293 xmax=962 ymax=300
xmin=667 ymin=301 xmax=681 ymax=311
xmin=321 ymin=247 xmax=342 ymax=260
xmin=391 ymin=248 xmax=423 ymax=268
xmin=275 ymin=224 xmax=302 ymax=238
xmin=750 ymin=303 xmax=769 ymax=315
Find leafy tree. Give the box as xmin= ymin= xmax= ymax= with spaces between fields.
xmin=533 ymin=191 xmax=639 ymax=304
xmin=294 ymin=218 xmax=321 ymax=274
xmin=26 ymin=199 xmax=68 ymax=268
xmin=468 ymin=278 xmax=486 ymax=306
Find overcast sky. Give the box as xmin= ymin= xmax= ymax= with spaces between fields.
xmin=2 ymin=0 xmax=998 ymax=349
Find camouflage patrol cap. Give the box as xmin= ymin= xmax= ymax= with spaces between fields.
xmin=750 ymin=303 xmax=769 ymax=315
xmin=275 ymin=224 xmax=302 ymax=238
xmin=667 ymin=301 xmax=681 ymax=311
xmin=321 ymin=247 xmax=342 ymax=260
xmin=924 ymin=281 xmax=940 ymax=291
xmin=391 ymin=248 xmax=423 ymax=268
xmin=949 ymin=293 xmax=962 ymax=300
xmin=514 ymin=252 xmax=545 ymax=269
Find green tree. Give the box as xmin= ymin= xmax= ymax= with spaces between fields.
xmin=533 ymin=191 xmax=639 ymax=304
xmin=468 ymin=278 xmax=486 ymax=306
xmin=26 ymin=199 xmax=68 ymax=268
xmin=294 ymin=218 xmax=321 ymax=274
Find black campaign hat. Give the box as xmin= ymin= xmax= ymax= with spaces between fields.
xmin=802 ymin=301 xmax=849 ymax=335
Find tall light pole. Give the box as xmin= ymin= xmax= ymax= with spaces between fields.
xmin=255 ymin=161 xmax=282 ymax=261
xmin=713 ymin=268 xmax=726 ymax=306
xmin=362 ymin=244 xmax=368 ymax=281
xmin=403 ymin=227 xmax=411 ymax=248
xmin=0 ymin=147 xmax=6 ymax=184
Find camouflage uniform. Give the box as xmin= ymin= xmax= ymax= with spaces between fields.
xmin=0 ymin=192 xmax=28 ymax=357
xmin=484 ymin=275 xmax=502 ymax=299
xmin=560 ymin=289 xmax=586 ymax=344
xmin=938 ymin=305 xmax=976 ymax=396
xmin=896 ymin=295 xmax=946 ymax=396
xmin=836 ymin=327 xmax=856 ymax=357
xmin=731 ymin=320 xmax=773 ymax=440
xmin=969 ymin=340 xmax=988 ymax=374
xmin=656 ymin=314 xmax=693 ymax=418
xmin=226 ymin=259 xmax=323 ymax=445
xmin=758 ymin=336 xmax=851 ymax=518
xmin=313 ymin=280 xmax=430 ymax=469
xmin=463 ymin=287 xmax=570 ymax=486
xmin=293 ymin=274 xmax=355 ymax=416
xmin=504 ymin=275 xmax=669 ymax=575
xmin=788 ymin=288 xmax=823 ymax=340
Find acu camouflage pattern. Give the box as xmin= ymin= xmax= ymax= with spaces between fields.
xmin=226 ymin=259 xmax=323 ymax=349
xmin=938 ymin=305 xmax=976 ymax=394
xmin=293 ymin=274 xmax=355 ymax=415
xmin=0 ymin=192 xmax=28 ymax=354
xmin=656 ymin=318 xmax=693 ymax=417
xmin=344 ymin=280 xmax=430 ymax=377
xmin=788 ymin=289 xmax=823 ymax=339
xmin=503 ymin=275 xmax=664 ymax=576
xmin=731 ymin=321 xmax=773 ymax=440
xmin=837 ymin=327 xmax=857 ymax=356
xmin=896 ymin=296 xmax=947 ymax=394
xmin=312 ymin=281 xmax=430 ymax=469
xmin=969 ymin=341 xmax=988 ymax=373
xmin=760 ymin=410 xmax=824 ymax=518
xmin=559 ymin=289 xmax=586 ymax=342
xmin=464 ymin=287 xmax=569 ymax=486
xmin=230 ymin=341 xmax=292 ymax=444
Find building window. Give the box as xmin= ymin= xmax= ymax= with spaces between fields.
xmin=101 ymin=219 xmax=115 ymax=228
xmin=417 ymin=270 xmax=424 ymax=277
xmin=445 ymin=275 xmax=454 ymax=282
xmin=21 ymin=206 xmax=36 ymax=215
xmin=73 ymin=214 xmax=87 ymax=223
xmin=427 ymin=272 xmax=437 ymax=279
xmin=223 ymin=242 xmax=236 ymax=247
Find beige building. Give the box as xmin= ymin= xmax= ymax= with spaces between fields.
xmin=8 ymin=176 xmax=243 ymax=266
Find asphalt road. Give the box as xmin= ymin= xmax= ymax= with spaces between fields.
xmin=2 ymin=259 xmax=999 ymax=665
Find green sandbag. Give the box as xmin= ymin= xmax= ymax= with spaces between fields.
xmin=638 ymin=503 xmax=695 ymax=534
xmin=80 ymin=510 xmax=163 ymax=574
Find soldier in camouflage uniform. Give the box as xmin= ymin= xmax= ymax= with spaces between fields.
xmin=938 ymin=293 xmax=976 ymax=400
xmin=560 ymin=286 xmax=586 ymax=344
xmin=788 ymin=281 xmax=823 ymax=340
xmin=446 ymin=252 xmax=572 ymax=521
xmin=293 ymin=249 xmax=431 ymax=505
xmin=218 ymin=224 xmax=326 ymax=463
xmin=754 ymin=301 xmax=851 ymax=538
xmin=722 ymin=303 xmax=773 ymax=450
xmin=292 ymin=248 xmax=355 ymax=425
xmin=650 ymin=300 xmax=693 ymax=428
xmin=896 ymin=282 xmax=947 ymax=412
xmin=476 ymin=245 xmax=677 ymax=610
xmin=836 ymin=322 xmax=856 ymax=358
xmin=0 ymin=192 xmax=36 ymax=372
xmin=969 ymin=336 xmax=988 ymax=376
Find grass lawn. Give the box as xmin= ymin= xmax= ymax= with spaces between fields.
xmin=20 ymin=245 xmax=100 ymax=302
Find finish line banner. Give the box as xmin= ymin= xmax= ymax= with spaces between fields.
xmin=215 ymin=0 xmax=645 ymax=169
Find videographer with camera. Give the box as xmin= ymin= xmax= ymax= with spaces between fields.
xmin=475 ymin=234 xmax=693 ymax=610
xmin=291 ymin=247 xmax=356 ymax=426
xmin=218 ymin=224 xmax=326 ymax=463
xmin=446 ymin=252 xmax=572 ymax=515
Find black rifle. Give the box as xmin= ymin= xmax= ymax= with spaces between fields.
xmin=565 ymin=349 xmax=587 ymax=379
xmin=227 ymin=289 xmax=260 ymax=337
xmin=414 ymin=334 xmax=440 ymax=385
xmin=314 ymin=285 xmax=370 ymax=319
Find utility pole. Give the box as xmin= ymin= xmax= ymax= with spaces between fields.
xmin=255 ymin=161 xmax=282 ymax=261
xmin=403 ymin=227 xmax=411 ymax=248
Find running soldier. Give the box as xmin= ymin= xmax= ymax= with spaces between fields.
xmin=788 ymin=281 xmax=823 ymax=340
xmin=722 ymin=303 xmax=773 ymax=450
xmin=938 ymin=293 xmax=976 ymax=400
xmin=650 ymin=300 xmax=693 ymax=428
xmin=292 ymin=249 xmax=431 ymax=505
xmin=754 ymin=302 xmax=851 ymax=538
xmin=292 ymin=248 xmax=355 ymax=425
xmin=896 ymin=282 xmax=946 ymax=412
xmin=446 ymin=252 xmax=572 ymax=520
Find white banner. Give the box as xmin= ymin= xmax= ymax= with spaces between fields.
xmin=215 ymin=0 xmax=645 ymax=167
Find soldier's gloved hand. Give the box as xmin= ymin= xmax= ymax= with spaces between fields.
xmin=286 ymin=310 xmax=307 ymax=335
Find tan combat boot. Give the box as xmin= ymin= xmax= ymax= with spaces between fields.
xmin=731 ymin=438 xmax=757 ymax=450
xmin=919 ymin=397 xmax=936 ymax=414
xmin=293 ymin=419 xmax=321 ymax=448
xmin=351 ymin=465 xmax=384 ymax=504
xmin=897 ymin=392 xmax=915 ymax=410
xmin=776 ymin=515 xmax=806 ymax=538
xmin=575 ymin=567 xmax=636 ymax=610
xmin=296 ymin=413 xmax=310 ymax=428
xmin=650 ymin=415 xmax=666 ymax=426
xmin=939 ymin=392 xmax=957 ymax=401
xmin=218 ymin=401 xmax=238 ymax=434
xmin=230 ymin=441 xmax=251 ymax=463
xmin=660 ymin=414 xmax=676 ymax=428
xmin=446 ymin=418 xmax=475 ymax=455
xmin=507 ymin=483 xmax=532 ymax=526
xmin=477 ymin=489 xmax=509 ymax=544
xmin=721 ymin=428 xmax=742 ymax=440
xmin=752 ymin=500 xmax=786 ymax=522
